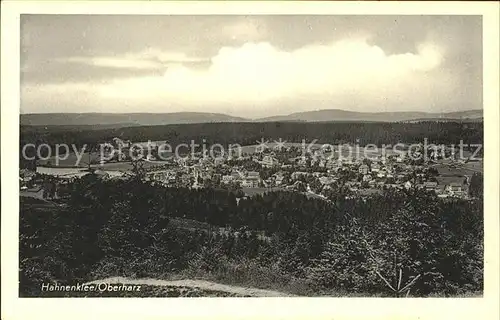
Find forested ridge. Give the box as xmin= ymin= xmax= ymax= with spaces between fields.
xmin=21 ymin=121 xmax=483 ymax=149
xmin=20 ymin=174 xmax=483 ymax=297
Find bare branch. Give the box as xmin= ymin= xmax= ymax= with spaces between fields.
xmin=399 ymin=274 xmax=421 ymax=293
xmin=376 ymin=271 xmax=396 ymax=292
xmin=397 ymin=268 xmax=403 ymax=290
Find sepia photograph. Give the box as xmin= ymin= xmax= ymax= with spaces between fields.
xmin=2 ymin=1 xmax=499 ymax=320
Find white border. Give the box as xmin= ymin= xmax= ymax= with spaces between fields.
xmin=2 ymin=2 xmax=499 ymax=320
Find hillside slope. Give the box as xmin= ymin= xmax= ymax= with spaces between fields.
xmin=258 ymin=109 xmax=483 ymax=122
xmin=20 ymin=112 xmax=249 ymax=126
xmin=21 ymin=109 xmax=483 ymax=126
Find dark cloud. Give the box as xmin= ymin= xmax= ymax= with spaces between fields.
xmin=21 ymin=59 xmax=164 ymax=84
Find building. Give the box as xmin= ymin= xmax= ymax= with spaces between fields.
xmin=359 ymin=164 xmax=369 ymax=175
xmin=385 ymin=184 xmax=400 ymax=189
xmin=274 ymin=173 xmax=285 ymax=186
xmin=377 ymin=172 xmax=386 ymax=178
xmin=404 ymin=181 xmax=413 ymax=190
xmin=241 ymin=171 xmax=260 ymax=188
xmin=290 ymin=180 xmax=306 ymax=191
xmin=362 ymin=174 xmax=372 ymax=182
xmin=319 ymin=176 xmax=335 ymax=185
xmin=446 ymin=182 xmax=464 ymax=196
xmin=19 ymin=169 xmax=36 ymax=184
xmin=297 ymin=158 xmax=308 ymax=166
xmin=222 ymin=175 xmax=234 ymax=183
xmin=246 ymin=171 xmax=260 ymax=178
xmin=146 ymin=170 xmax=176 ymax=183
xmin=423 ymin=181 xmax=438 ymax=192
xmin=214 ymin=158 xmax=225 ymax=166
xmin=192 ymin=165 xmax=203 ymax=181
xmin=291 ymin=171 xmax=308 ymax=180
xmin=326 ymin=159 xmax=341 ymax=169
xmin=321 ymin=184 xmax=333 ymax=194
xmin=261 ymin=155 xmax=279 ymax=168
xmin=222 ymin=171 xmax=242 ymax=184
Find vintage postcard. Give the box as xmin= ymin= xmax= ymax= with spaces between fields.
xmin=1 ymin=1 xmax=499 ymax=320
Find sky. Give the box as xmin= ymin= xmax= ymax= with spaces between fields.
xmin=20 ymin=15 xmax=482 ymax=118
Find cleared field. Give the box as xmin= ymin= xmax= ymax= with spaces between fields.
xmin=436 ymin=176 xmax=467 ymax=186
xmin=36 ymin=167 xmax=91 ymax=177
xmin=37 ymin=151 xmax=171 ymax=172
xmin=37 ymin=152 xmax=100 ymax=168
xmin=434 ymin=163 xmax=482 ymax=176
xmin=242 ymin=187 xmax=282 ymax=196
xmin=460 ymin=161 xmax=483 ymax=173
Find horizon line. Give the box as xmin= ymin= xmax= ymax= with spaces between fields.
xmin=19 ymin=108 xmax=484 ymax=118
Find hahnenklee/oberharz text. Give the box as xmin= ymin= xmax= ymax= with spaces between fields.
xmin=41 ymin=282 xmax=141 ymax=292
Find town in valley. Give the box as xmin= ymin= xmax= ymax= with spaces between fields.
xmin=21 ymin=137 xmax=483 ymax=202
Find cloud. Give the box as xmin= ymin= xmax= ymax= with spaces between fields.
xmin=65 ymin=56 xmax=162 ymax=70
xmin=135 ymin=48 xmax=209 ymax=63
xmin=22 ymin=38 xmax=458 ymax=117
xmin=62 ymin=49 xmax=208 ymax=70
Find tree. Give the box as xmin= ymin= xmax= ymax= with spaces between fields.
xmin=19 ymin=174 xmax=483 ymax=297
xmin=309 ymin=177 xmax=323 ymax=194
xmin=468 ymin=173 xmax=483 ymax=198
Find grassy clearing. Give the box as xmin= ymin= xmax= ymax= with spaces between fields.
xmin=171 ymin=255 xmax=373 ymax=297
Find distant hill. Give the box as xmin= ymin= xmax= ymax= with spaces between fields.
xmin=20 ymin=112 xmax=249 ymax=126
xmin=21 ymin=109 xmax=483 ymax=126
xmin=257 ymin=109 xmax=483 ymax=123
xmin=401 ymin=117 xmax=484 ymax=123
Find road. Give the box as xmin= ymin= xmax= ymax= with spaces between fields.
xmin=85 ymin=276 xmax=293 ymax=297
